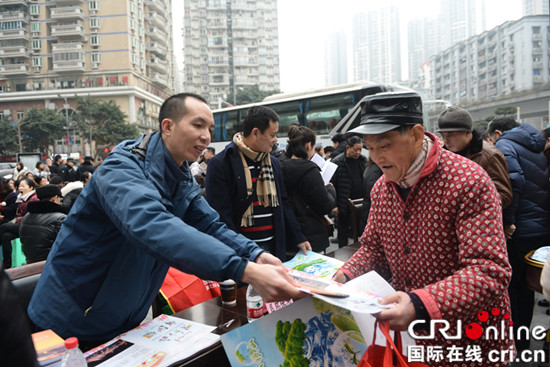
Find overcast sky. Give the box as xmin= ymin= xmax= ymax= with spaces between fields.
xmin=173 ymin=0 xmax=523 ymax=93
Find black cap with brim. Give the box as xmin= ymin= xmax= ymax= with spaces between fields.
xmin=350 ymin=92 xmax=423 ymax=135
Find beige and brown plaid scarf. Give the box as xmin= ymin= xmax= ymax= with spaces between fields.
xmin=396 ymin=135 xmax=433 ymax=189
xmin=233 ymin=132 xmax=279 ymax=226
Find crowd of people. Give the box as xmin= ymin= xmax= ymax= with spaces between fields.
xmin=0 ymin=155 xmax=97 ymax=268
xmin=2 ymin=90 xmax=550 ymax=366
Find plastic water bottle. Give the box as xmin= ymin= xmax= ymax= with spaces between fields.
xmin=60 ymin=337 xmax=87 ymax=367
xmin=246 ymin=285 xmax=264 ymax=322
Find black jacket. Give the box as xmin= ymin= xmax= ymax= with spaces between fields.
xmin=61 ymin=187 xmax=82 ymax=211
xmin=330 ymin=153 xmax=366 ymax=215
xmin=280 ymin=158 xmax=336 ymax=253
xmin=361 ymin=161 xmax=383 ymax=230
xmin=0 ymin=268 xmax=39 ymax=367
xmin=20 ymin=200 xmax=67 ymax=263
xmin=61 ymin=165 xmax=78 ymax=182
xmin=76 ymin=161 xmax=95 ymax=177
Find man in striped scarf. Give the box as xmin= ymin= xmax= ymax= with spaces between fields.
xmin=206 ymin=106 xmax=311 ymax=261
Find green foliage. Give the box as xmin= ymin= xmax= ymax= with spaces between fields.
xmin=494 ymin=105 xmax=516 ymax=116
xmin=20 ymin=107 xmax=66 ymax=153
xmin=226 ymin=85 xmax=281 ymax=105
xmin=276 ymin=320 xmax=291 ymax=353
xmin=74 ymin=96 xmax=137 ymax=148
xmin=0 ymin=117 xmax=18 ymax=155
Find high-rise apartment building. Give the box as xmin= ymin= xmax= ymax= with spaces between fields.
xmin=182 ymin=0 xmax=280 ymax=108
xmin=352 ymin=6 xmax=401 ymax=84
xmin=523 ymin=0 xmax=549 ymax=15
xmin=0 ymin=0 xmax=175 ymax=154
xmin=324 ymin=31 xmax=347 ymax=87
xmin=430 ymin=15 xmax=549 ymax=105
xmin=408 ymin=17 xmax=439 ymax=86
xmin=408 ymin=0 xmax=486 ymax=86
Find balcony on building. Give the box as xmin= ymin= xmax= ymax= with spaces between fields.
xmin=532 ymin=47 xmax=543 ymax=55
xmin=51 ymin=21 xmax=84 ymax=37
xmin=0 ymin=28 xmax=29 ymax=41
xmin=53 ymin=59 xmax=85 ymax=72
xmin=150 ymin=72 xmax=168 ymax=87
xmin=146 ymin=42 xmax=167 ymax=56
xmin=52 ymin=41 xmax=84 ymax=52
xmin=144 ymin=0 xmax=163 ymax=13
xmin=0 ymin=63 xmax=30 ymax=76
xmin=0 ymin=45 xmax=29 ymax=58
xmin=147 ymin=11 xmax=164 ymax=28
xmin=533 ymin=34 xmax=543 ymax=41
xmin=50 ymin=6 xmax=84 ymax=20
xmin=146 ymin=27 xmax=167 ymax=43
xmin=52 ymin=0 xmax=83 ymax=3
xmin=0 ymin=0 xmax=29 ymax=6
xmin=147 ymin=57 xmax=168 ymax=72
xmin=533 ymin=75 xmax=543 ymax=83
xmin=0 ymin=10 xmax=27 ymax=22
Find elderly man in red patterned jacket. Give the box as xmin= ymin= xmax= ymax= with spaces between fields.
xmin=333 ymin=92 xmax=514 ymax=367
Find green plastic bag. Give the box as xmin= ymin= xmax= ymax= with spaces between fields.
xmin=11 ymin=238 xmax=27 ymax=267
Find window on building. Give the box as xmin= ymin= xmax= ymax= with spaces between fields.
xmin=89 ymin=1 xmax=99 ymax=10
xmin=91 ymin=35 xmax=101 ymax=46
xmin=90 ymin=18 xmax=100 ymax=28
xmin=31 ymin=39 xmax=42 ymax=49
xmin=30 ymin=5 xmax=40 ymax=15
xmin=32 ymin=57 xmax=42 ymax=67
xmin=16 ymin=111 xmax=24 ymax=120
xmin=91 ymin=53 xmax=101 ymax=63
xmin=533 ymin=26 xmax=541 ymax=34
xmin=130 ymin=19 xmax=136 ymax=30
xmin=31 ymin=22 xmax=41 ymax=32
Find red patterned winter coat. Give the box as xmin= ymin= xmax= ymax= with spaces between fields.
xmin=341 ymin=133 xmax=514 ymax=367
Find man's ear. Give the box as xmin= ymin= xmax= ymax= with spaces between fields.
xmin=160 ymin=118 xmax=172 ymax=134
xmin=411 ymin=124 xmax=425 ymax=142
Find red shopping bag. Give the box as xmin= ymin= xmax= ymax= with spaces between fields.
xmin=358 ymin=321 xmax=430 ymax=367
xmin=158 ymin=267 xmax=221 ymax=314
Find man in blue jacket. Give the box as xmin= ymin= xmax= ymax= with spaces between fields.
xmin=205 ymin=106 xmax=311 ymax=261
xmin=488 ymin=117 xmax=550 ymax=351
xmin=28 ymin=93 xmax=302 ymax=345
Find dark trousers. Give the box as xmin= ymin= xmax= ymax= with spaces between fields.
xmin=0 ymin=222 xmax=20 ymax=269
xmin=337 ymin=211 xmax=352 ymax=248
xmin=507 ymin=235 xmax=550 ymax=351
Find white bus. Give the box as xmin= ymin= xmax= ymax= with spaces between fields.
xmin=209 ymin=81 xmax=411 ymax=152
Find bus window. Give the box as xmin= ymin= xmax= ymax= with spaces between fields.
xmin=269 ymin=100 xmax=302 ymax=136
xmin=213 ymin=109 xmax=240 ymax=142
xmin=305 ymin=93 xmax=356 ymax=135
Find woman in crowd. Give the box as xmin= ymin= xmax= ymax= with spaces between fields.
xmin=280 ymin=125 xmax=336 ymax=256
xmin=0 ymin=177 xmax=38 ymax=268
xmin=12 ymin=162 xmax=28 ymax=181
xmin=0 ymin=179 xmax=18 ymax=225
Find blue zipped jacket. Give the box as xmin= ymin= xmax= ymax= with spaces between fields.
xmin=495 ymin=124 xmax=550 ymax=238
xmin=28 ymin=133 xmax=263 ymax=341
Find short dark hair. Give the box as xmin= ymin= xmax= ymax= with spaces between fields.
xmin=54 ymin=155 xmax=62 ymax=163
xmin=347 ymin=136 xmax=363 ymax=147
xmin=487 ymin=117 xmax=519 ymax=135
xmin=20 ymin=177 xmax=36 ymax=190
xmin=285 ymin=125 xmax=316 ymax=159
xmin=543 ymin=127 xmax=550 ymax=140
xmin=331 ymin=133 xmax=346 ymax=144
xmin=324 ymin=146 xmax=335 ymax=154
xmin=242 ymin=106 xmax=279 ymax=137
xmin=49 ymin=175 xmax=63 ymax=185
xmin=158 ymin=93 xmax=208 ymax=132
xmin=205 ymin=147 xmax=215 ymax=155
xmin=80 ymin=172 xmax=91 ymax=182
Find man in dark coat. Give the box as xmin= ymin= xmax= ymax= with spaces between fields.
xmin=20 ymin=184 xmax=67 ymax=264
xmin=49 ymin=155 xmax=63 ymax=176
xmin=488 ymin=117 xmax=550 ymax=351
xmin=330 ymin=135 xmax=365 ymax=247
xmin=60 ymin=158 xmax=78 ymax=182
xmin=437 ymin=106 xmax=513 ymax=208
xmin=76 ymin=156 xmax=95 ymax=177
xmin=206 ymin=106 xmax=310 ymax=260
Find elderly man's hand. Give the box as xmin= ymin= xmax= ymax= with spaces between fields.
xmin=332 ymin=270 xmax=348 ymax=284
xmin=374 ymin=291 xmax=416 ymax=331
